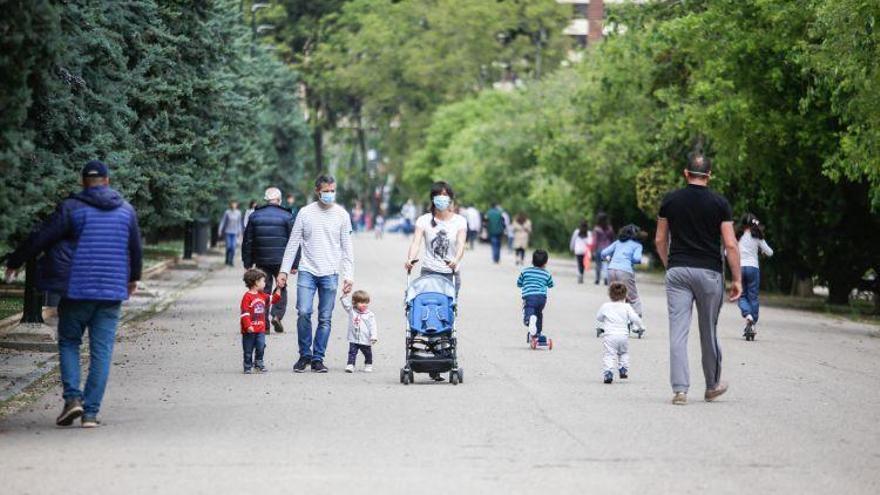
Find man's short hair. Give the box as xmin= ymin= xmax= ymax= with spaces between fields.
xmin=264 ymin=187 xmax=282 ymax=202
xmin=532 ymin=249 xmax=549 ymax=267
xmin=243 ymin=268 xmax=267 ymax=289
xmin=315 ymin=175 xmax=336 ymax=189
xmin=609 ymin=282 xmax=628 ymax=302
xmin=686 ymin=152 xmax=712 ymax=176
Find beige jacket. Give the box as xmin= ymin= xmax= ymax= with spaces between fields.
xmin=512 ymin=220 xmax=532 ymax=250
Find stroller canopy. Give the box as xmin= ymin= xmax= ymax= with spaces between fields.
xmin=405 ymin=274 xmax=456 ymax=304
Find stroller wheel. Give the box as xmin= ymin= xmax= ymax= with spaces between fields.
xmin=400 ymin=369 xmax=406 ymax=384
xmin=450 ymin=371 xmax=459 ymax=385
xmin=401 ymin=368 xmax=411 ymax=385
xmin=457 ymin=368 xmax=464 ymax=384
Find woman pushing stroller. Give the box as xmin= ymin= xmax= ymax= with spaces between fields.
xmin=404 ymin=181 xmax=467 ymax=382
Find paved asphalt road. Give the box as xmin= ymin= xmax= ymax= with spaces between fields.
xmin=1 ymin=235 xmax=878 ymax=494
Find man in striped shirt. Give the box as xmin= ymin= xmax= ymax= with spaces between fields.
xmin=516 ymin=250 xmax=554 ymax=338
xmin=278 ymin=175 xmax=354 ymax=373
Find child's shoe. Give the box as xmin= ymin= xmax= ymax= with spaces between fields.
xmin=619 ymin=367 xmax=628 ymax=379
xmin=528 ymin=315 xmax=538 ymax=337
xmin=255 ymin=362 xmax=267 ymax=373
xmin=345 ymin=364 xmax=355 ymax=373
xmin=603 ymin=371 xmax=613 ymax=384
xmin=243 ymin=367 xmax=253 ymax=374
xmin=364 ymin=364 xmax=373 ymax=373
xmin=672 ymin=392 xmax=688 ymax=405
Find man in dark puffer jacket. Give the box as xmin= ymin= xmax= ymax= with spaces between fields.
xmin=241 ymin=187 xmax=299 ymax=333
xmin=5 ymin=161 xmax=142 ymax=428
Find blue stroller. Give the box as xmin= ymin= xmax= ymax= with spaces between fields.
xmin=400 ymin=271 xmax=463 ymax=385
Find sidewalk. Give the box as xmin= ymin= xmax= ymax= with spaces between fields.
xmin=0 ymin=252 xmax=222 ymax=408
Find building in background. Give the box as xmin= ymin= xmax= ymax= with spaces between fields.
xmin=557 ymin=0 xmax=634 ymax=48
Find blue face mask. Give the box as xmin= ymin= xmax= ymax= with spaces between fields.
xmin=433 ymin=195 xmax=451 ymax=211
xmin=319 ymin=191 xmax=336 ymax=205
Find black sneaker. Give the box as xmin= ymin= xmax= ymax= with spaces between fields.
xmin=56 ymin=398 xmax=84 ymax=426
xmin=311 ymin=360 xmax=328 ymax=373
xmin=619 ymin=367 xmax=628 ymax=379
xmin=603 ymin=371 xmax=614 ymax=384
xmin=271 ymin=317 xmax=284 ymax=333
xmin=293 ymin=357 xmax=310 ymax=373
xmin=255 ymin=362 xmax=267 ymax=373
xmin=429 ymin=372 xmax=445 ymax=382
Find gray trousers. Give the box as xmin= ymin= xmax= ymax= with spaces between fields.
xmin=608 ymin=269 xmax=642 ymax=316
xmin=665 ymin=267 xmax=724 ymax=393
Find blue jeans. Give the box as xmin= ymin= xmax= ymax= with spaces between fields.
xmin=489 ymin=235 xmax=502 ymax=263
xmin=296 ymin=271 xmax=338 ymax=362
xmin=523 ymin=294 xmax=547 ymax=334
xmin=57 ymin=299 xmax=122 ymax=415
xmin=242 ymin=332 xmax=266 ymax=369
xmin=738 ymin=266 xmax=761 ymax=323
xmin=225 ymin=233 xmax=237 ymax=265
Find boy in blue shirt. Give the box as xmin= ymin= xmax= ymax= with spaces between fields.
xmin=517 ymin=249 xmax=554 ymax=340
xmin=601 ymin=224 xmax=644 ymax=316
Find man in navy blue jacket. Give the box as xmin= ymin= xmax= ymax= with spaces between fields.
xmin=4 ymin=160 xmax=142 ymax=428
xmin=241 ymin=187 xmax=297 ymax=333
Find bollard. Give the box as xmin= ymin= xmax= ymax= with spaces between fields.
xmin=183 ymin=221 xmax=194 ymax=260
xmin=20 ymin=258 xmax=44 ymax=324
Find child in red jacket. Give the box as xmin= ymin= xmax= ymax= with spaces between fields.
xmin=240 ymin=268 xmax=282 ymax=373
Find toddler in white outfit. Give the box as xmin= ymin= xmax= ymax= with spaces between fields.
xmin=341 ymin=290 xmax=378 ymax=372
xmin=595 ymin=282 xmax=644 ymax=384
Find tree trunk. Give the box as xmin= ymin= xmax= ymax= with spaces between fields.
xmin=313 ymin=125 xmax=324 ymax=173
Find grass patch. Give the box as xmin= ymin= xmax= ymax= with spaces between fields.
xmin=0 ymin=296 xmax=23 ymax=320
xmin=144 ymin=240 xmax=183 ymax=270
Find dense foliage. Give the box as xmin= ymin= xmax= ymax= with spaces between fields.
xmin=0 ymin=0 xmax=308 ymax=250
xmin=400 ymin=0 xmax=880 ymax=302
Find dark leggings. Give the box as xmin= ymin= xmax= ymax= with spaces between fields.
xmin=515 ymin=248 xmax=526 ymax=263
xmin=347 ymin=343 xmax=373 ymax=365
xmin=575 ymin=255 xmax=585 ymax=275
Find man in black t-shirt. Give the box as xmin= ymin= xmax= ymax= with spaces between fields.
xmin=655 ymin=153 xmax=742 ymax=406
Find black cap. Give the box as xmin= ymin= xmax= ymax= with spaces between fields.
xmin=81 ymin=160 xmax=109 ymax=179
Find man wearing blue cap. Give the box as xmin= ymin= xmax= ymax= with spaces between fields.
xmin=5 ymin=160 xmax=142 ymax=428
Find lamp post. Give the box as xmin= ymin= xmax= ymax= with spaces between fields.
xmin=251 ymin=2 xmax=270 ymax=55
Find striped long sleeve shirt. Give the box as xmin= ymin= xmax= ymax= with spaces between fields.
xmin=280 ymin=202 xmax=354 ymax=281
xmin=517 ymin=266 xmax=554 ymax=298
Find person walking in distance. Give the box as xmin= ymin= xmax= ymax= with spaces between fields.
xmin=465 ymin=205 xmax=482 ymax=250
xmin=486 ymin=203 xmax=506 ymax=264
xmin=655 ymin=152 xmax=742 ymax=406
xmin=241 ymin=187 xmax=298 ymax=333
xmin=592 ymin=213 xmax=615 ymax=285
xmin=278 ymin=175 xmax=354 ymax=373
xmin=570 ymin=220 xmax=593 ymax=284
xmin=4 ymin=160 xmax=142 ymax=427
xmin=511 ymin=213 xmax=532 ymax=266
xmin=243 ymin=200 xmax=257 ymax=229
xmin=219 ymin=201 xmax=243 ymax=266
xmin=736 ymin=213 xmax=773 ymax=340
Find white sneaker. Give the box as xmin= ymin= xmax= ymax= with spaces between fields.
xmin=364 ymin=365 xmax=373 ymax=373
xmin=745 ymin=314 xmax=754 ymax=323
xmin=345 ymin=364 xmax=354 ymax=373
xmin=528 ymin=315 xmax=538 ymax=337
